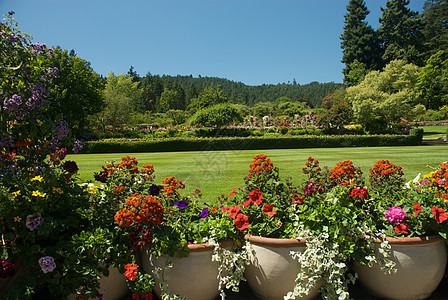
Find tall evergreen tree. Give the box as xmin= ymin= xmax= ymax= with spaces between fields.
xmin=341 ymin=0 xmax=382 ymax=86
xmin=422 ymin=0 xmax=448 ymax=60
xmin=378 ymin=0 xmax=425 ymax=66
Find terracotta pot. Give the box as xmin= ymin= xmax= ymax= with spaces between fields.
xmin=245 ymin=235 xmax=321 ymax=300
xmin=142 ymin=241 xmax=233 ymax=300
xmin=67 ymin=266 xmax=129 ymax=300
xmin=353 ymin=235 xmax=447 ymax=300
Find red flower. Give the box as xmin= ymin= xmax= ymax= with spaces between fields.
xmin=349 ymin=187 xmax=369 ymax=201
xmin=263 ymin=203 xmax=277 ymax=217
xmin=413 ymin=203 xmax=422 ymax=217
xmin=292 ymin=194 xmax=305 ymax=205
xmin=124 ymin=263 xmax=139 ymax=281
xmin=242 ymin=199 xmax=252 ymax=207
xmin=394 ymin=223 xmax=410 ymax=235
xmin=132 ymin=292 xmax=153 ymax=300
xmin=248 ymin=189 xmax=263 ymax=205
xmin=228 ymin=187 xmax=237 ymax=198
xmin=432 ymin=207 xmax=448 ymax=223
xmin=234 ymin=213 xmax=249 ymax=231
xmin=228 ymin=205 xmax=240 ymax=218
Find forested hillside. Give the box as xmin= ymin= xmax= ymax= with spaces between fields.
xmin=141 ymin=74 xmax=344 ymax=108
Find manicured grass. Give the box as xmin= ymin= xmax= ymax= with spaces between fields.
xmin=422 ymin=126 xmax=447 ymax=139
xmin=68 ymin=145 xmax=448 ymax=203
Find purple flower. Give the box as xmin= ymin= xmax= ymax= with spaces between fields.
xmin=72 ymin=140 xmax=83 ymax=154
xmin=149 ymin=184 xmax=161 ymax=196
xmin=26 ymin=213 xmax=44 ymax=231
xmin=38 ymin=256 xmax=56 ymax=273
xmin=0 ymin=259 xmax=15 ymax=278
xmin=200 ymin=208 xmax=209 ymax=219
xmin=174 ymin=200 xmax=188 ymax=210
xmin=52 ymin=119 xmax=70 ymax=141
xmin=385 ymin=206 xmax=406 ymax=223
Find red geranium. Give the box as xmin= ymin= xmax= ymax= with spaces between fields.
xmin=394 ymin=223 xmax=410 ymax=235
xmin=124 ymin=263 xmax=139 ymax=281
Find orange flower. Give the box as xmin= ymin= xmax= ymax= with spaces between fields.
xmin=248 ymin=153 xmax=274 ymax=178
xmin=114 ymin=194 xmax=165 ymax=227
xmin=124 ymin=263 xmax=139 ymax=281
xmin=162 ymin=176 xmax=185 ymax=196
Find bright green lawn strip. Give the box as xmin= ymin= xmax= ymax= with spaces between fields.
xmin=69 ymin=146 xmax=448 ymax=204
xmin=422 ymin=126 xmax=447 ymax=140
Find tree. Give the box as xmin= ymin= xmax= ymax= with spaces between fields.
xmin=422 ymin=0 xmax=448 ymax=59
xmin=190 ymin=103 xmax=242 ymax=128
xmin=344 ymin=59 xmax=367 ymax=87
xmin=341 ymin=0 xmax=382 ymax=84
xmin=157 ymin=87 xmax=186 ymax=113
xmin=317 ymin=100 xmax=354 ymax=130
xmin=416 ymin=50 xmax=448 ymax=110
xmin=95 ymin=72 xmax=142 ymax=131
xmin=187 ymin=84 xmax=228 ymax=111
xmin=378 ymin=0 xmax=425 ymax=66
xmin=39 ymin=48 xmax=104 ymax=136
xmin=347 ymin=60 xmax=423 ymax=132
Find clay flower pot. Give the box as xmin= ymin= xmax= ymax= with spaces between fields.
xmin=142 ymin=241 xmax=233 ymax=300
xmin=245 ymin=235 xmax=321 ymax=300
xmin=353 ymin=235 xmax=447 ymax=300
xmin=67 ymin=266 xmax=129 ymax=300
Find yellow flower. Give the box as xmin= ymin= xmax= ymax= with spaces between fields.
xmin=12 ymin=190 xmax=21 ymax=196
xmin=14 ymin=216 xmax=22 ymax=222
xmin=52 ymin=187 xmax=64 ymax=194
xmin=32 ymin=190 xmax=46 ymax=197
xmin=31 ymin=175 xmax=44 ymax=182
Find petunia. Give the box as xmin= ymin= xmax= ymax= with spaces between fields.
xmin=234 ymin=213 xmax=249 ymax=231
xmin=432 ymin=206 xmax=448 ymax=223
xmin=263 ymin=203 xmax=277 ymax=217
xmin=394 ymin=223 xmax=410 ymax=235
xmin=228 ymin=205 xmax=240 ymax=218
xmin=174 ymin=200 xmax=188 ymax=210
xmin=413 ymin=203 xmax=422 ymax=217
xmin=38 ymin=256 xmax=56 ymax=273
xmin=248 ymin=189 xmax=263 ymax=205
xmin=385 ymin=206 xmax=406 ymax=223
xmin=227 ymin=187 xmax=238 ymax=198
xmin=199 ymin=208 xmax=209 ymax=219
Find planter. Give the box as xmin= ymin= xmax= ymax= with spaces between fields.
xmin=67 ymin=266 xmax=129 ymax=300
xmin=142 ymin=241 xmax=233 ymax=300
xmin=353 ymin=235 xmax=447 ymax=300
xmin=245 ymin=235 xmax=321 ymax=300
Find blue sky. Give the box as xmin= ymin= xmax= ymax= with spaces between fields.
xmin=1 ymin=0 xmax=425 ymax=85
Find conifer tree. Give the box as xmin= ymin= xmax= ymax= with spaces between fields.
xmin=341 ymin=0 xmax=382 ymax=86
xmin=422 ymin=0 xmax=448 ymax=60
xmin=378 ymin=0 xmax=425 ymax=66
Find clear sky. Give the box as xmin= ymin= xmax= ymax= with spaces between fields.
xmin=1 ymin=0 xmax=425 ymax=86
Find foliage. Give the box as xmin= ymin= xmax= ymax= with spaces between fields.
xmin=422 ymin=0 xmax=448 ymax=60
xmin=38 ymin=48 xmax=105 ymax=137
xmin=187 ymin=84 xmax=228 ymax=112
xmin=316 ymin=100 xmax=354 ymax=132
xmin=416 ymin=50 xmax=448 ymax=110
xmin=190 ymin=103 xmax=243 ymax=127
xmin=378 ymin=0 xmax=425 ymax=66
xmin=348 ymin=60 xmax=422 ymax=132
xmin=340 ymin=0 xmax=382 ymax=84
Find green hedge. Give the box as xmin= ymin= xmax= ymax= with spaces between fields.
xmin=80 ymin=129 xmax=423 ymax=154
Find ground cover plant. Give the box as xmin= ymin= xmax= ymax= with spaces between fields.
xmin=69 ymin=145 xmax=448 ymax=202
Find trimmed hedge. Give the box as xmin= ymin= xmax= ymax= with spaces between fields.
xmin=80 ymin=128 xmax=423 ymax=154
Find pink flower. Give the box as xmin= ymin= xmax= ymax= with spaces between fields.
xmin=385 ymin=206 xmax=406 ymax=223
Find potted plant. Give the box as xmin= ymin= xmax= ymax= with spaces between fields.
xmin=353 ymin=160 xmax=448 ymax=300
xmin=223 ymin=155 xmax=377 ymax=300
xmin=85 ymin=156 xmax=246 ymax=300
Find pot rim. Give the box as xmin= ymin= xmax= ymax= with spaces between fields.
xmin=246 ymin=235 xmax=307 ymax=247
xmin=367 ymin=235 xmax=444 ymax=245
xmin=187 ymin=240 xmax=234 ymax=252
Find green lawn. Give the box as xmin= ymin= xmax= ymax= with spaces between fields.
xmin=422 ymin=125 xmax=447 ymax=139
xmin=69 ymin=145 xmax=448 ymax=203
